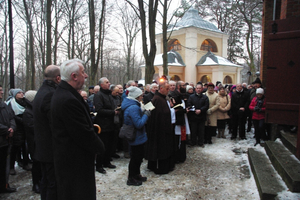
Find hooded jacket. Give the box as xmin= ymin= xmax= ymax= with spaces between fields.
xmin=121 ymin=97 xmax=148 ymax=146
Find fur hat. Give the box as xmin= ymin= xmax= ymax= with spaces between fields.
xmin=25 ymin=90 xmax=37 ymax=102
xmin=127 ymin=86 xmax=143 ymax=99
xmin=256 ymin=88 xmax=264 ymax=95
xmin=186 ymin=85 xmax=193 ymax=92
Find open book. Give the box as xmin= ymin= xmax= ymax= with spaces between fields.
xmin=173 ymin=103 xmax=184 ymax=109
xmin=142 ymin=101 xmax=155 ymax=111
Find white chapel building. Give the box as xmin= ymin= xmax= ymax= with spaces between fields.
xmin=140 ymin=8 xmax=242 ymax=84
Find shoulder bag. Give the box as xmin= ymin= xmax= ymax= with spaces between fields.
xmin=119 ymin=106 xmax=137 ymax=141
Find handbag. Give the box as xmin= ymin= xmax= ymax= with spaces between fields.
xmin=119 ymin=124 xmax=136 ymax=141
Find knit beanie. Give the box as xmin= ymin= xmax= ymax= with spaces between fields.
xmin=256 ymin=88 xmax=264 ymax=94
xmin=25 ymin=90 xmax=37 ymax=102
xmin=12 ymin=89 xmax=24 ymax=98
xmin=127 ymin=86 xmax=143 ymax=99
xmin=186 ymin=85 xmax=193 ymax=92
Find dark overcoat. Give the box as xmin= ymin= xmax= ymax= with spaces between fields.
xmin=93 ymin=88 xmax=115 ymax=132
xmin=143 ymin=92 xmax=154 ymax=104
xmin=33 ymin=80 xmax=57 ymax=162
xmin=51 ymin=80 xmax=104 ymax=200
xmin=146 ymin=92 xmax=173 ymax=161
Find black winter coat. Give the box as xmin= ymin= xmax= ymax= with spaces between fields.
xmin=169 ymin=90 xmax=186 ymax=125
xmin=146 ymin=92 xmax=173 ymax=161
xmin=51 ymin=80 xmax=104 ymax=200
xmin=187 ymin=93 xmax=209 ymax=122
xmin=23 ymin=102 xmax=34 ymax=156
xmin=33 ymin=80 xmax=57 ymax=163
xmin=8 ymin=98 xmax=29 ymax=147
xmin=93 ymin=88 xmax=115 ymax=132
xmin=143 ymin=92 xmax=155 ymax=104
xmin=231 ymin=90 xmax=250 ymax=115
xmin=0 ymin=102 xmax=16 ymax=148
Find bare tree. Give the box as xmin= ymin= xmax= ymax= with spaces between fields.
xmin=126 ymin=0 xmax=159 ymax=84
xmin=22 ymin=0 xmax=35 ymax=89
xmin=235 ymin=0 xmax=262 ymax=79
xmin=115 ymin=1 xmax=141 ymax=81
xmin=46 ymin=0 xmax=52 ymax=65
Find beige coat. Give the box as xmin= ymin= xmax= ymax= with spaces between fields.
xmin=205 ymin=92 xmax=220 ymax=126
xmin=217 ymin=94 xmax=231 ymax=120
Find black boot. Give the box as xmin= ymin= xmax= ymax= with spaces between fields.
xmin=127 ymin=177 xmax=142 ymax=186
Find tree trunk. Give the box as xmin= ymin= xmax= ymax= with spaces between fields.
xmin=23 ymin=0 xmax=35 ymax=89
xmin=88 ymin=0 xmax=96 ymax=85
xmin=46 ymin=0 xmax=52 ymax=66
xmin=8 ymin=0 xmax=14 ymax=89
xmin=162 ymin=0 xmax=168 ymax=76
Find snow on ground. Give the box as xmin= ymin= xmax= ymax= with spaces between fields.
xmin=1 ymin=128 xmax=300 ymax=200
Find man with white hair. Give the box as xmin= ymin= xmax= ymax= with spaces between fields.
xmin=169 ymin=81 xmax=176 ymax=92
xmin=230 ymin=83 xmax=250 ymax=140
xmin=144 ymin=84 xmax=151 ymax=95
xmin=94 ymin=77 xmax=119 ymax=174
xmin=143 ymin=83 xmax=158 ymax=104
xmin=50 ymin=59 xmax=104 ymax=200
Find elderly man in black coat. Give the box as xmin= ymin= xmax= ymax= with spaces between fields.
xmin=230 ymin=83 xmax=250 ymax=140
xmin=33 ymin=65 xmax=60 ymax=199
xmin=94 ymin=77 xmax=119 ymax=174
xmin=51 ymin=59 xmax=104 ymax=200
xmin=146 ymin=81 xmax=175 ymax=174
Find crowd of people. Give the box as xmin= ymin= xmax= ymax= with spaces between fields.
xmin=0 ymin=58 xmax=268 ymax=199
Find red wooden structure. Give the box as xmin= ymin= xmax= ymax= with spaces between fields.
xmin=262 ymin=0 xmax=300 ymax=158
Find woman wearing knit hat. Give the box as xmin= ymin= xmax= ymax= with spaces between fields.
xmin=6 ymin=89 xmax=32 ymax=175
xmin=121 ymin=86 xmax=151 ymax=186
xmin=249 ymin=88 xmax=266 ymax=146
xmin=23 ymin=90 xmax=41 ymax=193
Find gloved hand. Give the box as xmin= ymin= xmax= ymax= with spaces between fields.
xmin=254 ymin=106 xmax=259 ymax=112
xmin=144 ymin=110 xmax=151 ymax=117
xmin=207 ymin=109 xmax=212 ymax=115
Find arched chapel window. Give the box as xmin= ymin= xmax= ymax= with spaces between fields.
xmin=170 ymin=75 xmax=181 ymax=81
xmin=223 ymin=76 xmax=232 ymax=84
xmin=168 ymin=39 xmax=181 ymax=51
xmin=200 ymin=39 xmax=218 ymax=52
xmin=201 ymin=75 xmax=211 ymax=83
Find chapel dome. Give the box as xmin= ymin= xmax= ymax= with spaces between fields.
xmin=169 ymin=7 xmax=223 ymax=33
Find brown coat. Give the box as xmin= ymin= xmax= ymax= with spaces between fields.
xmin=205 ymin=92 xmax=220 ymax=126
xmin=217 ymin=94 xmax=231 ymax=120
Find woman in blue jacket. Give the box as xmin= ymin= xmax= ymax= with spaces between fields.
xmin=121 ymin=86 xmax=150 ymax=186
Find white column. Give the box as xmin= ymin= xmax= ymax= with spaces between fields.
xmin=222 ymin=34 xmax=228 ymax=57
xmin=185 ymin=29 xmax=198 ymax=83
xmin=236 ymin=67 xmax=242 ymax=83
xmin=211 ymin=66 xmax=223 ymax=84
xmin=156 ymin=34 xmax=162 ymax=54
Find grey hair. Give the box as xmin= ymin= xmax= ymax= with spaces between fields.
xmin=110 ymin=84 xmax=116 ymax=91
xmin=169 ymin=80 xmax=176 ymax=85
xmin=99 ymin=77 xmax=108 ymax=85
xmin=150 ymin=83 xmax=158 ymax=90
xmin=127 ymin=80 xmax=135 ymax=87
xmin=60 ymin=59 xmax=84 ymax=82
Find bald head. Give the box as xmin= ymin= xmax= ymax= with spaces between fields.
xmin=45 ymin=65 xmax=60 ymax=84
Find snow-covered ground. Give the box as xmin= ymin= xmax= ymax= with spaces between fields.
xmin=1 ymin=128 xmax=300 ymax=200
